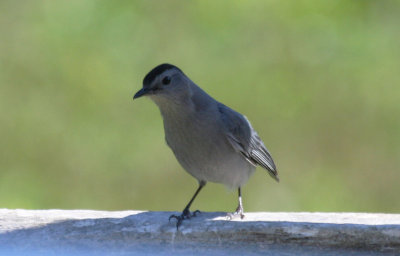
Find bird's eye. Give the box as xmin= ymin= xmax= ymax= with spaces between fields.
xmin=162 ymin=76 xmax=171 ymax=85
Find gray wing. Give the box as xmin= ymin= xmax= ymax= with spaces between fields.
xmin=218 ymin=103 xmax=279 ymax=182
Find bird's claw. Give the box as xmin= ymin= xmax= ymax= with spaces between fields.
xmin=192 ymin=209 xmax=201 ymax=217
xmin=226 ymin=206 xmax=245 ymax=220
xmin=169 ymin=209 xmax=201 ymax=230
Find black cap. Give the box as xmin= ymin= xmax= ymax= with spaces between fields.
xmin=143 ymin=63 xmax=182 ymax=86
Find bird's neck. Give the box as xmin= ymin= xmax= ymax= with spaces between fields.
xmin=152 ymin=83 xmax=215 ymax=121
xmin=152 ymin=96 xmax=194 ymax=121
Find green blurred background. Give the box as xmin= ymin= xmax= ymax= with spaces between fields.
xmin=1 ymin=1 xmax=399 ymax=213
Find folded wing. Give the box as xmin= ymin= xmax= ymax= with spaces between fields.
xmin=218 ymin=103 xmax=279 ymax=182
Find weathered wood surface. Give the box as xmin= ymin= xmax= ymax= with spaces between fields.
xmin=0 ymin=209 xmax=399 ymax=255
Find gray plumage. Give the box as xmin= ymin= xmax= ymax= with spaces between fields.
xmin=133 ymin=63 xmax=278 ymax=227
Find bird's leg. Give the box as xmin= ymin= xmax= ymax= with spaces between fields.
xmin=169 ymin=181 xmax=205 ymax=230
xmin=227 ymin=187 xmax=245 ymax=220
xmin=236 ymin=187 xmax=245 ymax=219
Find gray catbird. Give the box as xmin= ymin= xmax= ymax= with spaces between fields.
xmin=133 ymin=64 xmax=278 ymax=229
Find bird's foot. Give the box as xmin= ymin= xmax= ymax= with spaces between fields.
xmin=169 ymin=209 xmax=201 ymax=230
xmin=226 ymin=205 xmax=245 ymax=220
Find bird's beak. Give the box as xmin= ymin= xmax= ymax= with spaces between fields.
xmin=133 ymin=88 xmax=149 ymax=100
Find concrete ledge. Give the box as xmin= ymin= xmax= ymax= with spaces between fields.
xmin=0 ymin=209 xmax=399 ymax=255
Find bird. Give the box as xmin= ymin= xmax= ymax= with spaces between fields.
xmin=133 ymin=63 xmax=278 ymax=229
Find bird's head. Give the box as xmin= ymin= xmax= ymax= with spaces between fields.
xmin=133 ymin=64 xmax=192 ymax=105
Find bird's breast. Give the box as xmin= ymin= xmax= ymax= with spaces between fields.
xmin=162 ymin=111 xmax=254 ymax=188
